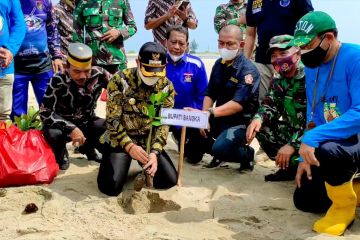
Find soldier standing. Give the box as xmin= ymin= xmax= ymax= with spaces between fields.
xmin=246 ymin=35 xmax=306 ymax=181
xmin=98 ymin=42 xmax=177 ymax=196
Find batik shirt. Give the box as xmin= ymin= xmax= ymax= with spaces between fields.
xmin=100 ymin=68 xmax=175 ymax=152
xmin=40 ymin=67 xmax=111 ymax=134
xmin=253 ymin=63 xmax=306 ymax=150
xmin=15 ymin=0 xmax=61 ymax=74
xmin=73 ymin=0 xmax=137 ymax=68
xmin=214 ymin=0 xmax=247 ymax=35
xmin=144 ymin=0 xmax=198 ymax=48
xmin=54 ymin=0 xmax=75 ymax=60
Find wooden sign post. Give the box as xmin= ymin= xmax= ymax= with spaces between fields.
xmin=160 ymin=108 xmax=209 ymax=186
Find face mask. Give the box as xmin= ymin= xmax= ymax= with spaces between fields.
xmin=219 ymin=48 xmax=239 ymax=62
xmin=138 ymin=68 xmax=160 ymax=86
xmin=301 ymin=37 xmax=329 ymax=68
xmin=168 ymin=52 xmax=184 ymax=63
xmin=272 ymin=53 xmax=298 ymax=75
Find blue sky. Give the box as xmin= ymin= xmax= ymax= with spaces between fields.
xmin=52 ymin=0 xmax=360 ymax=52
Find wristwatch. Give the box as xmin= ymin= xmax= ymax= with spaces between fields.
xmin=151 ymin=149 xmax=160 ymax=157
xmin=207 ymin=107 xmax=214 ymax=116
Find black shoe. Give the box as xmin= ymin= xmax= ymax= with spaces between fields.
xmin=265 ymin=168 xmax=296 ymax=182
xmin=85 ymin=149 xmax=101 ymax=163
xmin=58 ymin=150 xmax=70 ymax=170
xmin=239 ymin=147 xmax=255 ymax=172
xmin=205 ymin=158 xmax=223 ymax=168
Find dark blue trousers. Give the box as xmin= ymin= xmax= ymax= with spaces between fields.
xmin=11 ymin=70 xmax=53 ymax=118
xmin=293 ymin=135 xmax=360 ymax=213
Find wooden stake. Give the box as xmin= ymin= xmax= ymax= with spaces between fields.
xmin=177 ymin=126 xmax=186 ymax=186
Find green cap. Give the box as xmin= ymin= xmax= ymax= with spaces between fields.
xmin=293 ymin=11 xmax=337 ymax=47
xmin=267 ymin=34 xmax=294 ymax=56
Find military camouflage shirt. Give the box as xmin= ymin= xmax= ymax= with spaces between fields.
xmin=254 ymin=63 xmax=306 ymax=150
xmin=100 ymin=68 xmax=175 ymax=152
xmin=73 ymin=0 xmax=137 ymax=67
xmin=214 ymin=0 xmax=247 ymax=34
xmin=145 ymin=0 xmax=198 ymax=48
xmin=40 ymin=67 xmax=111 ymax=134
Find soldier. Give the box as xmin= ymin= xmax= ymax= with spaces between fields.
xmin=12 ymin=0 xmax=63 ymax=118
xmin=98 ymin=42 xmax=177 ymax=196
xmin=73 ymin=0 xmax=137 ymax=74
xmin=40 ymin=43 xmax=112 ymax=170
xmin=145 ymin=0 xmax=198 ymax=48
xmin=246 ymin=35 xmax=306 ymax=181
xmin=214 ymin=0 xmax=247 ymax=38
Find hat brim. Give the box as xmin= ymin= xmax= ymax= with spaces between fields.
xmin=140 ymin=65 xmax=166 ymax=77
xmin=292 ymin=34 xmax=316 ymax=47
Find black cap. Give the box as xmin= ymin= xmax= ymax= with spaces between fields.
xmin=139 ymin=42 xmax=167 ymax=77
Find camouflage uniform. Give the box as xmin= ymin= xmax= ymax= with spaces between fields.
xmin=254 ymin=63 xmax=306 ymax=163
xmin=100 ymin=68 xmax=175 ymax=152
xmin=214 ymin=0 xmax=247 ymax=36
xmin=73 ymin=0 xmax=137 ymax=70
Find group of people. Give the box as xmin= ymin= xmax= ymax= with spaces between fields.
xmin=1 ymin=0 xmax=360 ymax=236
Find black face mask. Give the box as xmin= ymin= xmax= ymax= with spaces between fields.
xmin=301 ymin=37 xmax=330 ymax=68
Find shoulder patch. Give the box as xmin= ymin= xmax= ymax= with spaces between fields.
xmin=245 ymin=74 xmax=254 ymax=85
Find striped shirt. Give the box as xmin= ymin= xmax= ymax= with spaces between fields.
xmin=54 ymin=0 xmax=75 ymax=60
xmin=144 ymin=0 xmax=198 ymax=47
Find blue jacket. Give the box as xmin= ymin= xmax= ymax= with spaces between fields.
xmin=302 ymin=43 xmax=360 ymax=148
xmin=0 ymin=0 xmax=26 ymax=74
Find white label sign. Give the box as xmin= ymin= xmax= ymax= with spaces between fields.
xmin=160 ymin=108 xmax=209 ymax=129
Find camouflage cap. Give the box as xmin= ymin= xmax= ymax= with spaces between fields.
xmin=293 ymin=11 xmax=337 ymax=47
xmin=266 ymin=35 xmax=294 ymax=56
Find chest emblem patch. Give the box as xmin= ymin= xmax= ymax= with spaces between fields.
xmin=184 ymin=73 xmax=193 ymax=83
xmin=280 ymin=0 xmax=291 ymax=7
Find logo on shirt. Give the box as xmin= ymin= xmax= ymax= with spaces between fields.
xmin=279 ymin=0 xmax=291 ymax=8
xmin=324 ymin=102 xmax=341 ymax=123
xmin=252 ymin=0 xmax=263 ymax=14
xmin=36 ymin=1 xmax=44 ymax=10
xmin=245 ymin=74 xmax=254 ymax=85
xmin=184 ymin=73 xmax=193 ymax=82
xmin=230 ymin=77 xmax=239 ymax=84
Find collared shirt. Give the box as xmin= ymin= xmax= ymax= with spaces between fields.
xmin=144 ymin=0 xmax=198 ymax=48
xmin=166 ymin=53 xmax=208 ymax=110
xmin=40 ymin=67 xmax=111 ymax=133
xmin=246 ymin=0 xmax=313 ymax=64
xmin=54 ymin=0 xmax=75 ymax=60
xmin=15 ymin=0 xmax=62 ymax=74
xmin=206 ymin=54 xmax=260 ymax=136
xmin=254 ymin=62 xmax=306 ymax=149
xmin=214 ymin=0 xmax=247 ymax=34
xmin=100 ymin=68 xmax=175 ymax=152
xmin=0 ymin=0 xmax=26 ymax=75
xmin=73 ymin=0 xmax=137 ymax=67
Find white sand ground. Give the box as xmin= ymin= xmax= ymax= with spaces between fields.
xmin=0 ymin=59 xmax=359 ymax=240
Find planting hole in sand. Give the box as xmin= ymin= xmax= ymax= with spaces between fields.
xmin=118 ymin=191 xmax=181 ymax=214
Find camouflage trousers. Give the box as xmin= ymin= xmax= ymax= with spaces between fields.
xmin=256 ymin=121 xmax=299 ymax=164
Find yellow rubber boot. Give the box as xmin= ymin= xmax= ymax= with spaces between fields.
xmin=353 ymin=180 xmax=360 ymax=207
xmin=313 ymin=181 xmax=357 ymax=236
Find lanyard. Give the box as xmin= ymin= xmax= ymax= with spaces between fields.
xmin=307 ymin=43 xmax=341 ymax=130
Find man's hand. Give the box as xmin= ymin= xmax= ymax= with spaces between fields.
xmin=246 ymin=119 xmax=261 ymax=144
xmin=70 ymin=127 xmax=86 ymax=146
xmin=52 ymin=59 xmax=64 ymax=73
xmin=299 ymin=143 xmax=319 ymax=166
xmin=143 ymin=153 xmax=158 ymax=177
xmin=276 ymin=144 xmax=295 ymax=169
xmin=167 ymin=5 xmax=178 ymax=19
xmin=128 ymin=145 xmax=148 ymax=165
xmin=0 ymin=48 xmax=13 ymax=68
xmin=175 ymin=7 xmax=188 ymax=21
xmin=101 ymin=29 xmax=121 ymax=43
xmin=295 ymin=161 xmax=312 ymax=188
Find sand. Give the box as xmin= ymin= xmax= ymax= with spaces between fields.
xmin=0 ymin=59 xmax=359 ymax=240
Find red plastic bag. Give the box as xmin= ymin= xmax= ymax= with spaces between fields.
xmin=0 ymin=125 xmax=59 ymax=187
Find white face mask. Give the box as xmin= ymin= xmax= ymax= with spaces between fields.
xmin=219 ymin=48 xmax=239 ymax=61
xmin=138 ymin=68 xmax=159 ymax=86
xmin=168 ymin=52 xmax=184 ymax=63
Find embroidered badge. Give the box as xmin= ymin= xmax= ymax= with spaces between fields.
xmin=129 ymin=98 xmax=136 ymax=105
xmin=252 ymin=0 xmax=263 ymax=14
xmin=184 ymin=73 xmax=193 ymax=83
xmin=324 ymin=102 xmax=340 ymax=123
xmin=244 ymin=74 xmax=253 ymax=85
xmin=280 ymin=0 xmax=291 ymax=7
xmin=230 ymin=77 xmax=239 ymax=83
xmin=36 ymin=1 xmax=44 ymax=10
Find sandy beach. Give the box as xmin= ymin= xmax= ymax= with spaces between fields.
xmin=1 ymin=59 xmax=359 ymax=240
